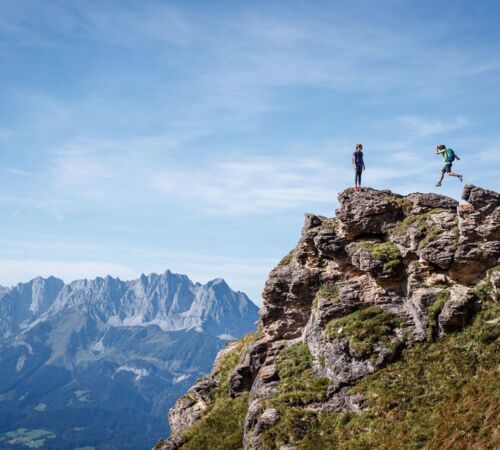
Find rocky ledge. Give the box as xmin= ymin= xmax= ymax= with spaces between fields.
xmin=154 ymin=184 xmax=499 ymax=450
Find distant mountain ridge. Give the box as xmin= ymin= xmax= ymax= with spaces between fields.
xmin=0 ymin=270 xmax=259 ymax=450
xmin=0 ymin=270 xmax=257 ymax=341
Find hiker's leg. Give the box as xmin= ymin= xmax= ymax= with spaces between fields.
xmin=448 ymin=172 xmax=459 ymax=177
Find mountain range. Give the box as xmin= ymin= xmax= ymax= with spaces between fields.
xmin=0 ymin=271 xmax=259 ymax=450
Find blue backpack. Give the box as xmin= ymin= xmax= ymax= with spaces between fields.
xmin=445 ymin=148 xmax=456 ymax=162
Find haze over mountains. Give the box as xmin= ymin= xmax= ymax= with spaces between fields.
xmin=0 ymin=271 xmax=258 ymax=450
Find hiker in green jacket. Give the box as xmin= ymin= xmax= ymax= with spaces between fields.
xmin=435 ymin=144 xmax=463 ymax=187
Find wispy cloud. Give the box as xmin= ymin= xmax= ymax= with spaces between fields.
xmin=399 ymin=116 xmax=469 ymax=137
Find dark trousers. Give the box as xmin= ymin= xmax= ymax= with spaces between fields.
xmin=355 ymin=165 xmax=363 ymax=186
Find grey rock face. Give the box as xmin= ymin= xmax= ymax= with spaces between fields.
xmin=159 ymin=185 xmax=499 ymax=450
xmin=168 ymin=376 xmax=217 ymax=435
xmin=336 ymin=188 xmax=404 ymax=238
xmin=229 ymin=339 xmax=268 ymax=398
xmin=438 ymin=285 xmax=477 ymax=335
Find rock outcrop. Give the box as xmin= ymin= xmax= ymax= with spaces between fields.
xmin=154 ymin=185 xmax=500 ymax=450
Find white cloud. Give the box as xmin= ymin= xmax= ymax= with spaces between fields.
xmin=152 ymin=155 xmax=349 ymax=214
xmin=398 ymin=116 xmax=469 ymax=137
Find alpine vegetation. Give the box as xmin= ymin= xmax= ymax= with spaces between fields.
xmin=156 ymin=185 xmax=499 ymax=450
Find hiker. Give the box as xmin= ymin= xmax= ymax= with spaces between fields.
xmin=352 ymin=143 xmax=365 ymax=191
xmin=435 ymin=144 xmax=463 ymax=187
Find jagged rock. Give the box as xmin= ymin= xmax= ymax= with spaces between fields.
xmin=154 ymin=435 xmax=187 ymax=450
xmin=346 ymin=241 xmax=404 ymax=279
xmin=450 ymin=185 xmax=500 ymax=283
xmin=229 ymin=339 xmax=268 ymax=397
xmin=261 ymin=249 xmax=322 ymax=341
xmin=407 ymin=192 xmax=458 ymax=213
xmin=168 ymin=377 xmax=217 ymax=435
xmin=259 ymin=364 xmax=278 ymax=383
xmin=438 ymin=286 xmax=476 ymax=335
xmin=336 ymin=188 xmax=404 ymax=239
xmin=254 ymin=408 xmax=281 ymax=434
xmin=404 ymin=287 xmax=440 ymax=341
xmin=154 ymin=185 xmax=500 ymax=450
xmin=462 ymin=184 xmax=500 ymax=209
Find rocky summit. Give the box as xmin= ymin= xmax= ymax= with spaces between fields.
xmin=155 ymin=184 xmax=499 ymax=450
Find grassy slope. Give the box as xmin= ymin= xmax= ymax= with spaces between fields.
xmin=264 ymin=286 xmax=499 ymax=450
xmin=177 ymin=283 xmax=499 ymax=450
xmin=180 ymin=332 xmax=262 ymax=450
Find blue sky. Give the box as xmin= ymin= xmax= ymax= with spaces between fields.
xmin=1 ymin=0 xmax=499 ymax=304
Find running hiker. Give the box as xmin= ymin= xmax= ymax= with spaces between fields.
xmin=435 ymin=144 xmax=463 ymax=187
xmin=352 ymin=143 xmax=365 ymax=191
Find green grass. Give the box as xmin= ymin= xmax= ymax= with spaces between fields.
xmin=325 ymin=306 xmax=405 ymax=358
xmin=312 ymin=286 xmax=339 ymax=308
xmin=487 ymin=265 xmax=500 ymax=275
xmin=260 ymin=287 xmax=500 ymax=450
xmin=392 ymin=210 xmax=457 ymax=250
xmin=355 ymin=241 xmax=403 ymax=277
xmin=426 ymin=289 xmax=450 ymax=342
xmin=472 ymin=280 xmax=499 ymax=303
xmin=393 ymin=211 xmax=433 ymax=236
xmin=272 ymin=342 xmax=330 ymax=406
xmin=259 ymin=342 xmax=330 ymax=449
xmin=418 ymin=226 xmax=444 ymax=250
xmin=181 ymin=332 xmax=262 ymax=450
xmin=384 ymin=195 xmax=413 ymax=213
xmin=278 ymin=250 xmax=294 ymax=267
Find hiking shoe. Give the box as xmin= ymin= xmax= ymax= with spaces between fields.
xmin=458 ymin=175 xmax=463 ymax=182
xmin=435 ymin=182 xmax=441 ymax=187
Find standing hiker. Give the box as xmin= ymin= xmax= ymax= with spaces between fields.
xmin=352 ymin=143 xmax=365 ymax=191
xmin=435 ymin=144 xmax=463 ymax=187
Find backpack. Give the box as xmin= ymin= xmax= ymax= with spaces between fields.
xmin=445 ymin=148 xmax=456 ymax=162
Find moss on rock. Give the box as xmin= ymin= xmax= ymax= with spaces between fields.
xmin=312 ymin=286 xmax=339 ymax=308
xmin=262 ymin=292 xmax=500 ymax=450
xmin=278 ymin=250 xmax=294 ymax=267
xmin=260 ymin=342 xmax=330 ymax=449
xmin=325 ymin=306 xmax=405 ymax=358
xmin=355 ymin=241 xmax=403 ymax=277
xmin=426 ymin=289 xmax=450 ymax=342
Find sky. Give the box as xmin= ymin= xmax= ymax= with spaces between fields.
xmin=1 ymin=0 xmax=499 ymax=304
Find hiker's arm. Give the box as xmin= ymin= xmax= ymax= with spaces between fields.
xmin=455 ymin=155 xmax=460 ymax=160
xmin=352 ymin=156 xmax=355 ymax=167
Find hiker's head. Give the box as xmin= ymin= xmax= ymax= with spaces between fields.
xmin=438 ymin=144 xmax=446 ymax=150
xmin=356 ymin=144 xmax=363 ymax=152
